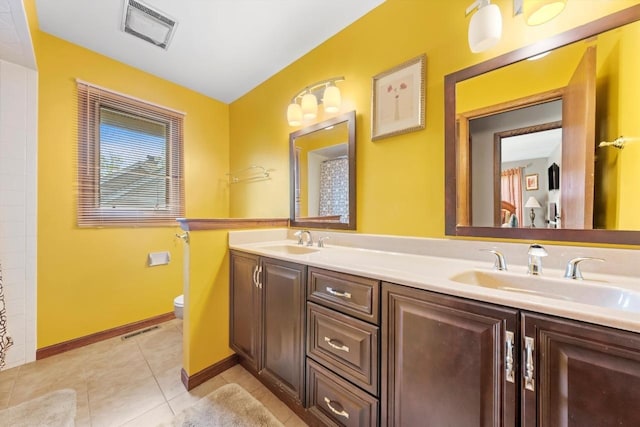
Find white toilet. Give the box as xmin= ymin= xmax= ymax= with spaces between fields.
xmin=174 ymin=294 xmax=184 ymax=319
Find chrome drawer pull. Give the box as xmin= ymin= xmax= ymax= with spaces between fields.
xmin=326 ymin=287 xmax=351 ymax=299
xmin=324 ymin=337 xmax=350 ymax=353
xmin=505 ymin=331 xmax=515 ymax=383
xmin=524 ymin=336 xmax=535 ymax=391
xmin=324 ymin=397 xmax=349 ymax=419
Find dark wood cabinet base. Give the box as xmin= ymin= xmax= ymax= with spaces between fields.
xmin=239 ymin=358 xmax=331 ymax=427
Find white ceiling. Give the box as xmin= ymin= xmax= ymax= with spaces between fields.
xmin=0 ymin=0 xmax=36 ymax=69
xmin=33 ymin=0 xmax=386 ymax=103
xmin=502 ymin=128 xmax=562 ymax=163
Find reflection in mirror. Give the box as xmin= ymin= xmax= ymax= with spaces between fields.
xmin=468 ymin=101 xmax=563 ymax=229
xmin=290 ymin=111 xmax=356 ymax=230
xmin=445 ymin=5 xmax=640 ymax=244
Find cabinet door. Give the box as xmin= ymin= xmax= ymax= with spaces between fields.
xmin=229 ymin=251 xmax=261 ymax=370
xmin=260 ymin=257 xmax=307 ymax=403
xmin=382 ymin=283 xmax=518 ymax=427
xmin=522 ymin=312 xmax=640 ymax=427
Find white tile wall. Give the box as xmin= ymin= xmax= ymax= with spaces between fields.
xmin=0 ymin=59 xmax=37 ymax=369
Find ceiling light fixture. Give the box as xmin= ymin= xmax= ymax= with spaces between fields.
xmin=513 ymin=0 xmax=567 ymax=26
xmin=122 ymin=0 xmax=178 ymax=50
xmin=287 ymin=77 xmax=345 ymax=126
xmin=466 ymin=0 xmax=502 ymax=53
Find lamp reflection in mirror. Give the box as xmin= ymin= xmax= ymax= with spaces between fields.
xmin=287 ymin=77 xmax=345 ymax=126
xmin=513 ymin=0 xmax=567 ymax=26
xmin=466 ymin=0 xmax=502 ymax=53
xmin=525 ymin=196 xmax=542 ymax=227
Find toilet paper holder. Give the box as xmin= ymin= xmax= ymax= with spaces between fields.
xmin=148 ymin=251 xmax=171 ymax=266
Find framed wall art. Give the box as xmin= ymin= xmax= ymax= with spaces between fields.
xmin=525 ymin=173 xmax=539 ymax=191
xmin=371 ymin=54 xmax=426 ymax=141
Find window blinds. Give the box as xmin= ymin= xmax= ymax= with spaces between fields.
xmin=76 ymin=80 xmax=185 ymax=227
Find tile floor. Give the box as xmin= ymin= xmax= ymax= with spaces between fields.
xmin=0 ymin=319 xmax=308 ymax=426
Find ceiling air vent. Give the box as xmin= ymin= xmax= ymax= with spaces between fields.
xmin=121 ymin=0 xmax=177 ymax=50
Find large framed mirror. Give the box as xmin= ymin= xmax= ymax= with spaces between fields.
xmin=445 ymin=5 xmax=640 ymax=245
xmin=290 ymin=110 xmax=356 ymax=230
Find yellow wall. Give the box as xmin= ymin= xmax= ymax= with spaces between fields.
xmin=456 ymin=40 xmax=587 ymax=113
xmin=28 ymin=2 xmax=230 ymax=349
xmin=229 ymin=0 xmax=640 ymax=237
xmin=593 ymin=21 xmax=640 ymax=229
xmin=615 ymin=21 xmax=640 ymax=229
xmin=183 ymin=230 xmax=233 ymax=375
xmin=25 ymin=0 xmax=640 ymax=375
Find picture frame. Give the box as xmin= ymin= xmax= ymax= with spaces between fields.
xmin=525 ymin=173 xmax=539 ymax=191
xmin=371 ymin=54 xmax=426 ymax=141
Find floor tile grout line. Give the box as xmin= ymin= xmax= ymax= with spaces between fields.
xmin=136 ymin=327 xmax=178 ymax=417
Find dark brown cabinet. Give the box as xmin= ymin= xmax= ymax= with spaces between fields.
xmin=229 ymin=251 xmax=260 ymax=370
xmin=260 ymin=257 xmax=307 ymax=403
xmin=232 ymin=252 xmax=640 ymax=426
xmin=382 ymin=282 xmax=518 ymax=427
xmin=230 ymin=251 xmax=307 ymax=404
xmin=522 ymin=312 xmax=640 ymax=426
xmin=306 ymin=267 xmax=381 ymax=426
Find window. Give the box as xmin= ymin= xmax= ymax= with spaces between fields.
xmin=76 ymin=81 xmax=184 ymax=226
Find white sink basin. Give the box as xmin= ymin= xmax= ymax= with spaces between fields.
xmin=450 ymin=270 xmax=640 ymax=312
xmin=260 ymin=244 xmax=320 ymax=255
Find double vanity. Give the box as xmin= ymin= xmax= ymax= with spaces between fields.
xmin=223 ymin=9 xmax=640 ymax=425
xmin=228 ymin=228 xmax=640 ymax=426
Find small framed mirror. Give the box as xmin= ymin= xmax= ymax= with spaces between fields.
xmin=290 ymin=111 xmax=356 ymax=230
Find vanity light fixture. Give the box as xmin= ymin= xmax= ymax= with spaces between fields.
xmin=286 ymin=77 xmax=345 ymax=126
xmin=513 ymin=0 xmax=567 ymax=26
xmin=466 ymin=0 xmax=503 ymax=53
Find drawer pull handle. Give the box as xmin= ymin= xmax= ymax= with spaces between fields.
xmin=505 ymin=331 xmax=515 ymax=383
xmin=524 ymin=336 xmax=535 ymax=391
xmin=324 ymin=337 xmax=350 ymax=353
xmin=324 ymin=397 xmax=349 ymax=419
xmin=326 ymin=287 xmax=351 ymax=299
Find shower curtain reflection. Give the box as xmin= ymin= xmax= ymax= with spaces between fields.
xmin=318 ymin=157 xmax=349 ymax=223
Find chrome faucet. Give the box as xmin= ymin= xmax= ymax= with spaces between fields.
xmin=482 ymin=249 xmax=507 ymax=271
xmin=294 ymin=230 xmax=313 ymax=246
xmin=527 ymin=244 xmax=548 ymax=275
xmin=564 ymin=257 xmax=605 ymax=280
xmin=317 ymin=236 xmax=330 ymax=248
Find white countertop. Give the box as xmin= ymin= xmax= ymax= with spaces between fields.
xmin=228 ymin=229 xmax=640 ymax=334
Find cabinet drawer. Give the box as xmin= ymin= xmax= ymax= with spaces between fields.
xmin=308 ymin=267 xmax=380 ymax=324
xmin=307 ymin=302 xmax=379 ymax=395
xmin=307 ymin=358 xmax=379 ymax=427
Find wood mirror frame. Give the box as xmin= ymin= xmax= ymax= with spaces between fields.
xmin=290 ymin=110 xmax=356 ymax=230
xmin=445 ymin=5 xmax=640 ymax=245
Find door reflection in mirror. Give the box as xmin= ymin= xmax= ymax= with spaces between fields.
xmin=468 ymin=101 xmax=562 ymax=228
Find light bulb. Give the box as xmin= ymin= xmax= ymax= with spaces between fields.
xmin=468 ymin=3 xmax=502 ymax=53
xmin=301 ymin=92 xmax=318 ymax=120
xmin=323 ymin=85 xmax=341 ymax=113
xmin=526 ymin=0 xmax=566 ymax=26
xmin=287 ymin=103 xmax=302 ymax=126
